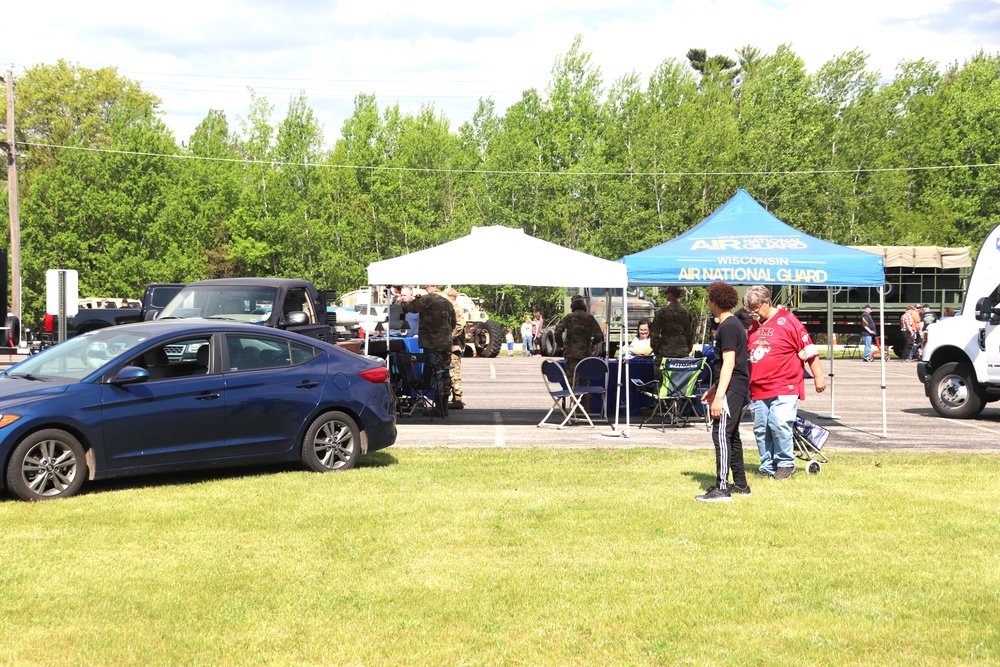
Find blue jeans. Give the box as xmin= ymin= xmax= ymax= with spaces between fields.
xmin=862 ymin=334 xmax=873 ymax=359
xmin=751 ymin=395 xmax=798 ymax=473
xmin=522 ymin=336 xmax=534 ymax=356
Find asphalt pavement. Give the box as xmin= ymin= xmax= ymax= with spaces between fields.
xmin=4 ymin=351 xmax=995 ymax=453
xmin=394 ymin=355 xmax=1000 ymax=453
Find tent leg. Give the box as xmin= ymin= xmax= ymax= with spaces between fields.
xmin=817 ymin=286 xmax=840 ymax=420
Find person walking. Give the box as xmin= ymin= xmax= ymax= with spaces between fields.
xmin=744 ymin=285 xmax=826 ymax=479
xmin=554 ymin=295 xmax=603 ymax=386
xmin=861 ymin=304 xmax=877 ymax=362
xmin=520 ymin=315 xmax=534 ymax=356
xmin=532 ymin=311 xmax=544 ymax=356
xmin=697 ymin=281 xmax=751 ymax=502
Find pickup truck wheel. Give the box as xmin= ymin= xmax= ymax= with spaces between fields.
xmin=929 ymin=362 xmax=985 ymax=419
xmin=301 ymin=411 xmax=361 ymax=472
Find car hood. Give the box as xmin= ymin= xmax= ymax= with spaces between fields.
xmin=0 ymin=377 xmax=73 ymax=404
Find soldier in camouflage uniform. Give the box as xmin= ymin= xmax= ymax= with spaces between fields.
xmin=446 ymin=287 xmax=466 ymax=409
xmin=554 ymin=295 xmax=604 ymax=386
xmin=401 ymin=290 xmax=456 ymax=415
xmin=650 ymin=285 xmax=695 ymax=381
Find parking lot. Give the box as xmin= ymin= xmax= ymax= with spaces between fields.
xmin=394 ymin=355 xmax=1000 ymax=453
xmin=4 ymin=351 xmax=996 ymax=454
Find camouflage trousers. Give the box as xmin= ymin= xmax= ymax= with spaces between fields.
xmin=450 ymin=347 xmax=463 ymax=398
xmin=428 ymin=349 xmax=452 ymax=400
xmin=563 ymin=357 xmax=591 ymax=388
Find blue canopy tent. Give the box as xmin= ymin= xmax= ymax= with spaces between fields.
xmin=618 ymin=189 xmax=888 ymax=437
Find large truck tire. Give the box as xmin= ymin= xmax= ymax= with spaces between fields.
xmin=541 ymin=327 xmax=558 ymax=357
xmin=473 ymin=320 xmax=504 ymax=358
xmin=929 ymin=362 xmax=986 ymax=419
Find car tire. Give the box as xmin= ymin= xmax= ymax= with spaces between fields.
xmin=6 ymin=429 xmax=88 ymax=501
xmin=929 ymin=362 xmax=985 ymax=419
xmin=301 ymin=411 xmax=361 ymax=472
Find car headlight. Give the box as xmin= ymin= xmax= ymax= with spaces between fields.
xmin=0 ymin=414 xmax=22 ymax=428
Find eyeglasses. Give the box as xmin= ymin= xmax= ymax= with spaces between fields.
xmin=747 ymin=303 xmax=766 ymax=315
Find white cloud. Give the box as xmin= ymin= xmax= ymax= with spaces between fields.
xmin=5 ymin=0 xmax=998 ymax=143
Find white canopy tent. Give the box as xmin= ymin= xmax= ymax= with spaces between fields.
xmin=367 ymin=226 xmax=632 ymax=434
xmin=368 ymin=226 xmax=628 ymax=288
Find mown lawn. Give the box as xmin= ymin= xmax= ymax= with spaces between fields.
xmin=0 ymin=448 xmax=997 ymax=666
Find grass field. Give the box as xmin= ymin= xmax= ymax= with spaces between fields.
xmin=1 ymin=448 xmax=997 ymax=666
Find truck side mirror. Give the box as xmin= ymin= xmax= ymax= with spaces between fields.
xmin=975 ymin=297 xmax=994 ymax=323
xmin=282 ymin=311 xmax=309 ymax=327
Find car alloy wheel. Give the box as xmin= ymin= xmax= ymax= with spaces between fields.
xmin=302 ymin=411 xmax=361 ymax=472
xmin=7 ymin=429 xmax=88 ymax=501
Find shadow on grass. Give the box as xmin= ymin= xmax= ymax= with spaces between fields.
xmin=0 ymin=450 xmax=404 ymax=502
xmin=680 ymin=470 xmax=716 ymax=490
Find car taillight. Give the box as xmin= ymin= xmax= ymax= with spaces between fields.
xmin=44 ymin=313 xmax=54 ymax=334
xmin=358 ymin=366 xmax=390 ymax=383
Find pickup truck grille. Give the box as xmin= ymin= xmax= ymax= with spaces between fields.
xmin=164 ymin=344 xmax=185 ymax=359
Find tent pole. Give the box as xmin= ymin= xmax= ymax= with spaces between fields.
xmin=818 ymin=287 xmax=841 ymax=420
xmin=364 ymin=285 xmax=373 ymax=359
xmin=603 ymin=294 xmax=629 ymax=438
xmin=879 ymin=287 xmax=888 ymax=438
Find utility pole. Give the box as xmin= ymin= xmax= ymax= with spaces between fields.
xmin=2 ymin=68 xmax=20 ymax=337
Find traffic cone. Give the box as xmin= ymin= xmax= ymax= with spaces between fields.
xmin=832 ymin=332 xmax=838 ymax=346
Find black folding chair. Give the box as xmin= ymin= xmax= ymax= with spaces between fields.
xmin=842 ymin=334 xmax=862 ymax=359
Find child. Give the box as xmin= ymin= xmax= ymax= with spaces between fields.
xmin=505 ymin=328 xmax=515 ymax=356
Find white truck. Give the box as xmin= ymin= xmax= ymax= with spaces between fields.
xmin=919 ymin=223 xmax=1000 ymax=418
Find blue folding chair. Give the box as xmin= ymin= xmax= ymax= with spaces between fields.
xmin=572 ymin=356 xmax=610 ymax=423
xmin=538 ymin=360 xmax=594 ymax=429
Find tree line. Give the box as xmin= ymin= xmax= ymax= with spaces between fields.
xmin=2 ymin=39 xmax=999 ymax=330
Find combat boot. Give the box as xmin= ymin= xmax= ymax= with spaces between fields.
xmin=449 ymin=397 xmax=465 ymax=409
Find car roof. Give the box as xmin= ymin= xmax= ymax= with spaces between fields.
xmin=99 ymin=318 xmax=298 ymax=338
xmin=185 ymin=278 xmax=313 ymax=289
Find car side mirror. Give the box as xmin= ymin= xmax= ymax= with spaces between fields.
xmin=110 ymin=365 xmax=149 ymax=386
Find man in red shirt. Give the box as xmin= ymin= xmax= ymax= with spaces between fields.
xmin=744 ymin=285 xmax=826 ymax=479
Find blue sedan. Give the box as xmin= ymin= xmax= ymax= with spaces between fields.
xmin=0 ymin=320 xmax=396 ymax=500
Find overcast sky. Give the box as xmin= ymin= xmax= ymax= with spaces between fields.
xmin=5 ymin=0 xmax=999 ymax=146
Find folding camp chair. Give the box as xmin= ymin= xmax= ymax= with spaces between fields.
xmin=571 ymin=356 xmax=610 ymax=423
xmin=390 ymin=351 xmax=450 ymax=418
xmin=633 ymin=357 xmax=708 ymax=430
xmin=538 ymin=359 xmax=595 ymax=429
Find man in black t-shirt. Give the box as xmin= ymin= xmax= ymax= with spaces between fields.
xmin=697 ymin=281 xmax=751 ymax=502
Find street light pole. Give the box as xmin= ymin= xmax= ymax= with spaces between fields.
xmin=3 ymin=69 xmax=21 ymax=338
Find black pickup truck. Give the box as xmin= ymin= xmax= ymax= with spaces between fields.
xmin=36 ymin=283 xmax=184 ymax=347
xmin=157 ymin=278 xmax=341 ymax=344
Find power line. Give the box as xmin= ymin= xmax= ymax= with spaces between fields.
xmin=18 ymin=141 xmax=1000 ymax=178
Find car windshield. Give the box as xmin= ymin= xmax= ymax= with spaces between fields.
xmin=159 ymin=286 xmax=279 ymax=323
xmin=6 ymin=330 xmax=151 ymax=382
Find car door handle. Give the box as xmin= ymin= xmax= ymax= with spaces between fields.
xmin=296 ymin=381 xmax=319 ymax=389
xmin=195 ymin=392 xmax=221 ymax=401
